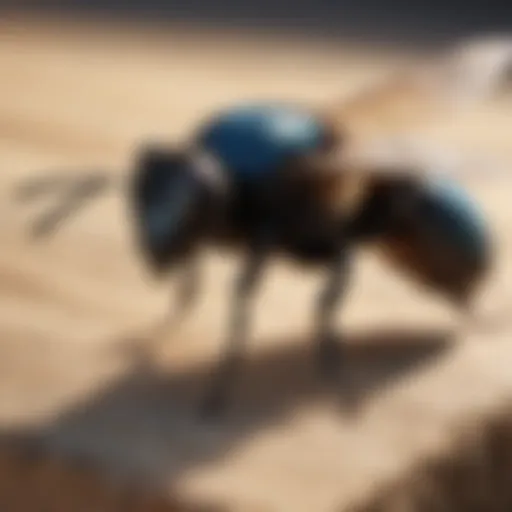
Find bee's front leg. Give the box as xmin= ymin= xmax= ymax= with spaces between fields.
xmin=172 ymin=251 xmax=201 ymax=324
xmin=200 ymin=234 xmax=270 ymax=419
xmin=315 ymin=245 xmax=352 ymax=381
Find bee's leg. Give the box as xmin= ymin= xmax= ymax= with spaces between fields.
xmin=143 ymin=254 xmax=202 ymax=345
xmin=315 ymin=245 xmax=352 ymax=381
xmin=200 ymin=237 xmax=269 ymax=419
xmin=172 ymin=252 xmax=201 ymax=323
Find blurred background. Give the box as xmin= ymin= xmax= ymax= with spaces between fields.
xmin=3 ymin=0 xmax=512 ymax=45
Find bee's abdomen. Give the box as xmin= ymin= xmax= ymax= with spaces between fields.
xmin=374 ymin=178 xmax=493 ymax=305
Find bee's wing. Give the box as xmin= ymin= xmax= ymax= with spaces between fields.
xmin=307 ymin=135 xmax=509 ymax=184
xmin=301 ymin=138 xmax=508 ymax=224
xmin=326 ymin=36 xmax=512 ymax=140
xmin=438 ymin=36 xmax=512 ymax=106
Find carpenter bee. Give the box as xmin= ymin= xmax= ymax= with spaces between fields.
xmin=13 ymin=100 xmax=496 ymax=418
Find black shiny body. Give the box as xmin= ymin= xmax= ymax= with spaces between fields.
xmin=17 ymin=102 xmax=492 ymax=419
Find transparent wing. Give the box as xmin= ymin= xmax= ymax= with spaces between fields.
xmin=305 ymin=135 xmax=510 ymax=184
xmin=326 ymin=35 xmax=512 ymax=140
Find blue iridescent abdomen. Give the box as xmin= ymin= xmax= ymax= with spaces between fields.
xmin=373 ymin=176 xmax=492 ymax=305
xmin=421 ymin=178 xmax=490 ymax=266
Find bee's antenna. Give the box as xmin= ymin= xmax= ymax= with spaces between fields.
xmin=14 ymin=174 xmax=81 ymax=202
xmin=14 ymin=172 xmax=117 ymax=238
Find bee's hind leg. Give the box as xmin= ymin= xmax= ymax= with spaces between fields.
xmin=315 ymin=245 xmax=352 ymax=382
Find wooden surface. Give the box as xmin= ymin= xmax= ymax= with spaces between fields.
xmin=0 ymin=14 xmax=512 ymax=512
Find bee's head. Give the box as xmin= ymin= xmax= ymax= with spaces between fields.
xmin=129 ymin=144 xmax=228 ymax=276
